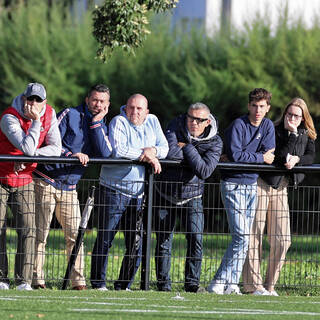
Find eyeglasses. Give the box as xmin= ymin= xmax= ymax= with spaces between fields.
xmin=27 ymin=96 xmax=44 ymax=103
xmin=187 ymin=113 xmax=208 ymax=124
xmin=286 ymin=112 xmax=302 ymax=120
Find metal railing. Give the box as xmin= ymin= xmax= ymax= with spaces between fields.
xmin=1 ymin=155 xmax=320 ymax=290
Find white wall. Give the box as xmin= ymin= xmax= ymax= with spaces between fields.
xmin=172 ymin=0 xmax=320 ymax=35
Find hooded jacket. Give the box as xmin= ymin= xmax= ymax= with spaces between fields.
xmin=34 ymin=103 xmax=112 ymax=190
xmin=0 ymin=94 xmax=61 ymax=187
xmin=157 ymin=113 xmax=223 ymax=202
xmin=260 ymin=123 xmax=315 ymax=189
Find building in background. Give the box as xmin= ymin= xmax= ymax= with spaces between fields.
xmin=172 ymin=0 xmax=320 ymax=36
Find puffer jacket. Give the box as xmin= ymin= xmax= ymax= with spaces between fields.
xmin=261 ymin=122 xmax=315 ymax=189
xmin=157 ymin=113 xmax=223 ymax=202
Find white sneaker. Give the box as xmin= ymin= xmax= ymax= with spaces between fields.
xmin=269 ymin=290 xmax=279 ymax=296
xmin=224 ymin=284 xmax=242 ymax=295
xmin=207 ymin=282 xmax=225 ymax=294
xmin=97 ymin=287 xmax=108 ymax=291
xmin=17 ymin=283 xmax=33 ymax=291
xmin=0 ymin=282 xmax=9 ymax=290
xmin=252 ymin=288 xmax=271 ymax=296
xmin=125 ymin=288 xmax=132 ymax=292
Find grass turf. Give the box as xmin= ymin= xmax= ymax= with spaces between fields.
xmin=1 ymin=290 xmax=320 ymax=320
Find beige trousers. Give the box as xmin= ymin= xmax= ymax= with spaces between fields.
xmin=243 ymin=177 xmax=291 ymax=292
xmin=32 ymin=179 xmax=85 ymax=287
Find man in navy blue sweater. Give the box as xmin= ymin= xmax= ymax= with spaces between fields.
xmin=208 ymin=88 xmax=275 ymax=295
xmin=154 ymin=102 xmax=223 ymax=293
xmin=32 ymin=84 xmax=112 ymax=290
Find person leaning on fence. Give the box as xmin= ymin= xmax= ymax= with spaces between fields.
xmin=207 ymin=88 xmax=275 ymax=295
xmin=242 ymin=97 xmax=317 ymax=296
xmin=32 ymin=84 xmax=112 ymax=290
xmin=90 ymin=93 xmax=169 ymax=291
xmin=0 ymin=83 xmax=62 ymax=291
xmin=154 ymin=102 xmax=223 ymax=293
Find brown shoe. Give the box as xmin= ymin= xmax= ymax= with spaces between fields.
xmin=33 ymin=284 xmax=46 ymax=289
xmin=72 ymin=285 xmax=87 ymax=291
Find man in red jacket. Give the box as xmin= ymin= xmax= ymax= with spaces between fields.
xmin=0 ymin=83 xmax=61 ymax=291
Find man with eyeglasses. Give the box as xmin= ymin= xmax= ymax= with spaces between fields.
xmin=154 ymin=102 xmax=223 ymax=293
xmin=0 ymin=82 xmax=62 ymax=291
xmin=32 ymin=84 xmax=112 ymax=291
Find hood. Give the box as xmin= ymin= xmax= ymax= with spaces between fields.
xmin=12 ymin=93 xmax=47 ymax=119
xmin=188 ymin=113 xmax=218 ymax=142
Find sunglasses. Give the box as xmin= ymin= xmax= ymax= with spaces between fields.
xmin=27 ymin=95 xmax=44 ymax=103
xmin=187 ymin=113 xmax=208 ymax=124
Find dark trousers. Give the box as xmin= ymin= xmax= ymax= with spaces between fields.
xmin=154 ymin=195 xmax=204 ymax=291
xmin=90 ymin=185 xmax=142 ymax=289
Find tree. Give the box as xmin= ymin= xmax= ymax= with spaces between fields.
xmin=92 ymin=0 xmax=179 ymax=61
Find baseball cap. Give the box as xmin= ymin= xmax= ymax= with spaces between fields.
xmin=23 ymin=83 xmax=46 ymax=100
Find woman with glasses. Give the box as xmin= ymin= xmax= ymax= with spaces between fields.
xmin=243 ymin=97 xmax=317 ymax=296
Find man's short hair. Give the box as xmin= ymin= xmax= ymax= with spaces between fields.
xmin=87 ymin=84 xmax=110 ymax=98
xmin=248 ymin=88 xmax=272 ymax=105
xmin=188 ymin=102 xmax=210 ymax=114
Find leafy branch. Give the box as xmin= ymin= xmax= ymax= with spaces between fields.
xmin=92 ymin=0 xmax=179 ymax=61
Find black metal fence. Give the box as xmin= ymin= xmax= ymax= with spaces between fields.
xmin=1 ymin=155 xmax=320 ymax=290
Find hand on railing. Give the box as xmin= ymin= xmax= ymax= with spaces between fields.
xmin=263 ymin=148 xmax=275 ymax=164
xmin=72 ymin=153 xmax=89 ymax=166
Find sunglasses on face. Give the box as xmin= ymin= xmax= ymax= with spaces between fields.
xmin=187 ymin=113 xmax=208 ymax=125
xmin=27 ymin=95 xmax=44 ymax=103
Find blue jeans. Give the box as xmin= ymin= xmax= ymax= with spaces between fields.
xmin=213 ymin=181 xmax=257 ymax=285
xmin=154 ymin=196 xmax=204 ymax=291
xmin=90 ymin=186 xmax=143 ymax=289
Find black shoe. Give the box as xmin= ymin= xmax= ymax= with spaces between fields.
xmin=185 ymin=286 xmax=206 ymax=293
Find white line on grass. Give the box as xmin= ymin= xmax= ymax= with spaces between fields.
xmin=70 ymin=308 xmax=320 ymax=316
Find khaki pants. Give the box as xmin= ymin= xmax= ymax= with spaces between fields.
xmin=0 ymin=182 xmax=36 ymax=286
xmin=243 ymin=177 xmax=291 ymax=292
xmin=33 ymin=179 xmax=85 ymax=287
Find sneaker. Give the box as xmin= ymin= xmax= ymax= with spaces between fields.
xmin=224 ymin=284 xmax=242 ymax=295
xmin=125 ymin=288 xmax=132 ymax=292
xmin=269 ymin=290 xmax=279 ymax=296
xmin=252 ymin=288 xmax=271 ymax=296
xmin=207 ymin=282 xmax=225 ymax=294
xmin=0 ymin=282 xmax=9 ymax=290
xmin=17 ymin=283 xmax=33 ymax=291
xmin=96 ymin=287 xmax=108 ymax=291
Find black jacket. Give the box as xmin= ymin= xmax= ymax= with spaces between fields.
xmin=261 ymin=123 xmax=315 ymax=188
xmin=157 ymin=113 xmax=223 ymax=201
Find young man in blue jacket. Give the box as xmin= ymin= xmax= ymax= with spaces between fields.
xmin=154 ymin=102 xmax=223 ymax=293
xmin=90 ymin=94 xmax=169 ymax=291
xmin=32 ymin=84 xmax=112 ymax=290
xmin=208 ymin=88 xmax=275 ymax=295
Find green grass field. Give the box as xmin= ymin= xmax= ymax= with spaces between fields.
xmin=4 ymin=228 xmax=320 ymax=293
xmin=1 ymin=290 xmax=320 ymax=319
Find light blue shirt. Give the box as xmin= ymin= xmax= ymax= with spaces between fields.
xmin=100 ymin=106 xmax=169 ymax=197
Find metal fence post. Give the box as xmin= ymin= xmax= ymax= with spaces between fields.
xmin=140 ymin=165 xmax=154 ymax=290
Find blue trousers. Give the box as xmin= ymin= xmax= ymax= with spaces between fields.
xmin=212 ymin=181 xmax=257 ymax=285
xmin=154 ymin=195 xmax=204 ymax=291
xmin=90 ymin=186 xmax=143 ymax=289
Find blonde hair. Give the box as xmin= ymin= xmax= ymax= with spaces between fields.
xmin=275 ymin=97 xmax=317 ymax=140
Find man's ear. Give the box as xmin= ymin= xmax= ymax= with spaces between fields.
xmin=85 ymin=97 xmax=89 ymax=105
